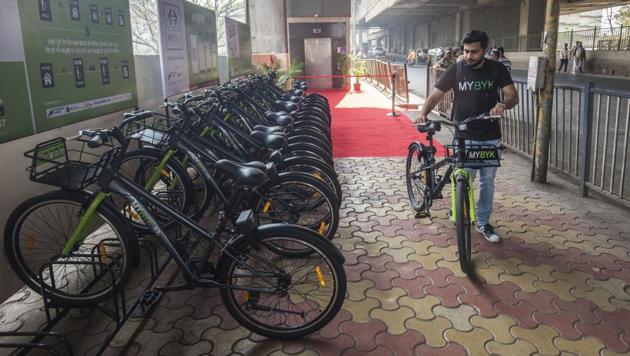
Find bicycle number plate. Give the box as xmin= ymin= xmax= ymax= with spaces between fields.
xmin=35 ymin=141 xmax=66 ymax=166
xmin=465 ymin=148 xmax=499 ymax=161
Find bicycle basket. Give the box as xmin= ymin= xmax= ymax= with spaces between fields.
xmin=452 ymin=144 xmax=501 ymax=169
xmin=25 ymin=137 xmax=119 ymax=190
xmin=123 ymin=112 xmax=181 ymax=146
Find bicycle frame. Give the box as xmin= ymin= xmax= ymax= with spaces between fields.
xmin=61 ymin=168 xmax=278 ymax=291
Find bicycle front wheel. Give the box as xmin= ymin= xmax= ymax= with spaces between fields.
xmin=455 ymin=178 xmax=473 ymax=275
xmin=4 ymin=190 xmax=135 ymax=305
xmin=217 ymin=225 xmax=346 ymax=339
xmin=406 ymin=143 xmax=431 ymax=212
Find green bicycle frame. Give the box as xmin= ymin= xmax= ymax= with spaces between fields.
xmin=144 ymin=148 xmax=178 ymax=190
xmin=61 ymin=148 xmax=180 ymax=256
xmin=450 ymin=168 xmax=477 ymax=225
xmin=61 ymin=191 xmax=111 ymax=257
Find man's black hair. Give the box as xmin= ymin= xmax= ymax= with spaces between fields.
xmin=497 ymin=46 xmax=505 ymax=56
xmin=462 ymin=30 xmax=489 ymax=49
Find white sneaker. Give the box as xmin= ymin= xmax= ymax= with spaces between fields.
xmin=476 ymin=223 xmax=500 ymax=243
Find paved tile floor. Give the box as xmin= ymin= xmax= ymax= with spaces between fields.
xmin=2 ymin=152 xmax=630 ymax=355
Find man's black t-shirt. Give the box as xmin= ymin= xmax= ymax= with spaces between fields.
xmin=435 ymin=59 xmax=513 ymax=140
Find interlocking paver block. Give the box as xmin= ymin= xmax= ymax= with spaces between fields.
xmin=406 ymin=317 xmax=452 ymax=348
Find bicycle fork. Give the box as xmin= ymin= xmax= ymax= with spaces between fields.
xmin=450 ymin=169 xmax=477 ymax=225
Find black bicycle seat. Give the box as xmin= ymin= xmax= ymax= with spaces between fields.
xmin=215 ymin=160 xmax=267 ymax=186
xmin=250 ymin=130 xmax=286 ymax=149
xmin=275 ymin=100 xmax=298 ymax=112
xmin=253 ymin=124 xmax=285 ymax=134
xmin=288 ymin=89 xmax=304 ymax=96
xmin=280 ymin=94 xmax=301 ymax=102
xmin=417 ymin=122 xmax=441 ymax=133
xmin=264 ymin=111 xmax=289 ymax=119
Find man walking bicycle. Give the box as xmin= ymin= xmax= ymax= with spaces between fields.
xmin=415 ymin=30 xmax=519 ymax=243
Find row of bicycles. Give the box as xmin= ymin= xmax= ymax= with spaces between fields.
xmin=3 ymin=72 xmax=346 ymax=339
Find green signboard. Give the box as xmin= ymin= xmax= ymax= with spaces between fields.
xmin=0 ymin=0 xmax=137 ymax=144
xmin=184 ymin=2 xmax=219 ymax=89
xmin=226 ymin=17 xmax=252 ymax=79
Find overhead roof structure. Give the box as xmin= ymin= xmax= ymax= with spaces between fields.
xmin=355 ymin=0 xmax=629 ymax=28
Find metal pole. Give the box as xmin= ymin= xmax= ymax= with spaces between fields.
xmin=579 ymin=81 xmax=594 ymax=197
xmin=569 ymin=29 xmax=573 ymax=48
xmin=532 ymin=0 xmax=560 ymax=183
xmin=387 ymin=73 xmax=400 ymax=117
xmin=592 ymin=26 xmax=597 ymax=50
xmin=618 ymin=25 xmax=623 ymax=51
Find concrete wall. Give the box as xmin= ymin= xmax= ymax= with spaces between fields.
xmin=415 ymin=23 xmax=430 ymax=49
xmin=0 ymin=55 xmax=166 ymax=302
xmin=249 ymin=0 xmax=286 ymax=53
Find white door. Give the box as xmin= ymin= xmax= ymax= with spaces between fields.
xmin=304 ymin=38 xmax=332 ymax=89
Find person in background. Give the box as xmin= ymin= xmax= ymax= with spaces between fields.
xmin=435 ymin=47 xmax=456 ymax=68
xmin=407 ymin=48 xmax=417 ymax=67
xmin=572 ymin=41 xmax=586 ymax=74
xmin=496 ymin=47 xmax=512 ymax=72
xmin=558 ymin=43 xmax=569 ymax=72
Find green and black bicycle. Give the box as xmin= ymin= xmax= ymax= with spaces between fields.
xmin=4 ymin=121 xmax=346 ymax=339
xmin=406 ymin=114 xmax=501 ymax=275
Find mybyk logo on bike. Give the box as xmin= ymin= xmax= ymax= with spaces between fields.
xmin=467 ymin=149 xmax=497 ymax=160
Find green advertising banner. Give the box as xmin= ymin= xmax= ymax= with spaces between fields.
xmin=184 ymin=2 xmax=219 ymax=89
xmin=0 ymin=0 xmax=137 ymax=144
xmin=225 ymin=17 xmax=252 ymax=79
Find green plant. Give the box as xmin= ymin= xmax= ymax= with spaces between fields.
xmin=337 ymin=54 xmax=350 ymax=85
xmin=349 ymin=57 xmax=368 ymax=84
xmin=276 ymin=60 xmax=304 ymax=90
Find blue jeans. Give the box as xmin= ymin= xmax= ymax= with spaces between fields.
xmin=464 ymin=139 xmax=501 ymax=227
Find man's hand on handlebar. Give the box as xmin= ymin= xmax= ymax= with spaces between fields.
xmin=415 ymin=112 xmax=428 ymax=124
xmin=490 ymin=102 xmax=507 ymax=117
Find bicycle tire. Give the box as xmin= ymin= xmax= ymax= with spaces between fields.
xmin=455 ymin=178 xmax=473 ymax=275
xmin=406 ymin=143 xmax=431 ymax=212
xmin=4 ymin=190 xmax=136 ymax=305
xmin=217 ymin=224 xmax=346 ymax=339
xmin=281 ymin=156 xmax=342 ymax=208
xmin=254 ymin=172 xmax=339 ymax=238
xmin=115 ymin=149 xmax=195 ymax=232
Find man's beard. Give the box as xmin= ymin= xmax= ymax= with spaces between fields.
xmin=464 ymin=57 xmax=483 ymax=67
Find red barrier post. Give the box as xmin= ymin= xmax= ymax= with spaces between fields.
xmin=386 ymin=72 xmax=400 ymax=117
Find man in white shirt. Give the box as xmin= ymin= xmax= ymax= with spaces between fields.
xmin=558 ymin=43 xmax=569 ymax=72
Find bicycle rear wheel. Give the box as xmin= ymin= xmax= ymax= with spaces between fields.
xmin=4 ymin=190 xmax=135 ymax=305
xmin=406 ymin=143 xmax=431 ymax=212
xmin=455 ymin=178 xmax=473 ymax=275
xmin=217 ymin=225 xmax=346 ymax=339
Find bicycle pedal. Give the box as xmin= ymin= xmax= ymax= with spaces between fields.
xmin=415 ymin=211 xmax=431 ymax=219
xmin=432 ymin=193 xmax=443 ymax=199
xmin=131 ymin=289 xmax=163 ymax=318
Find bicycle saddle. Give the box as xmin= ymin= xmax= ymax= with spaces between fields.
xmin=288 ymin=89 xmax=304 ymax=96
xmin=280 ymin=94 xmax=301 ymax=102
xmin=275 ymin=100 xmax=298 ymax=112
xmin=417 ymin=122 xmax=441 ymax=133
xmin=243 ymin=161 xmax=278 ymax=180
xmin=250 ymin=130 xmax=286 ymax=149
xmin=253 ymin=124 xmax=285 ymax=134
xmin=264 ymin=111 xmax=293 ymax=126
xmin=215 ymin=159 xmax=267 ymax=186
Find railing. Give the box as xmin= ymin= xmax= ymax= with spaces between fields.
xmin=427 ymin=68 xmax=630 ymax=207
xmin=490 ymin=25 xmax=630 ymax=52
xmin=364 ymin=59 xmax=409 ymax=102
xmin=428 ymin=66 xmax=454 ymax=118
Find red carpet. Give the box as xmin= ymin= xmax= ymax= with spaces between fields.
xmin=314 ymin=89 xmax=444 ymax=158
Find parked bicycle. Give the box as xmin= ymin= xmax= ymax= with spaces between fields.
xmin=406 ymin=114 xmax=502 ymax=275
xmin=4 ymin=74 xmax=347 ymax=339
